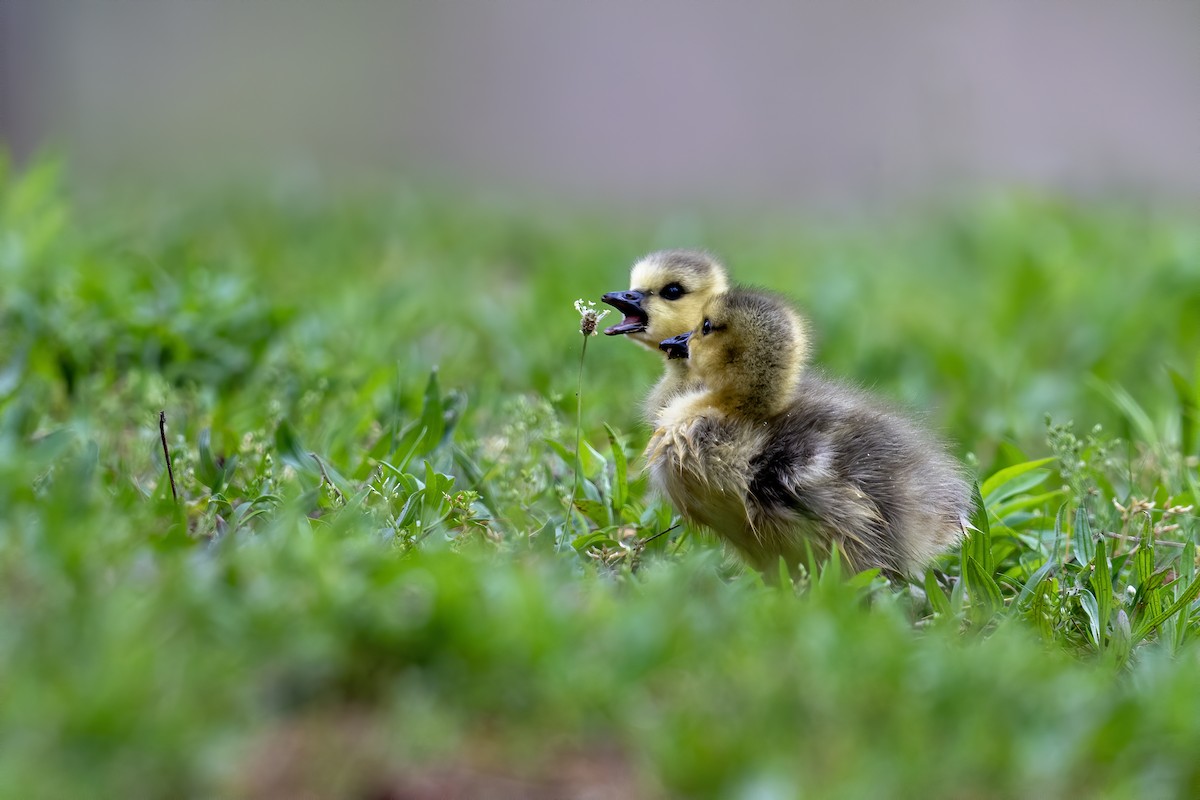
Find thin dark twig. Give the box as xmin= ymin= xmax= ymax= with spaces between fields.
xmin=639 ymin=523 xmax=681 ymax=548
xmin=159 ymin=410 xmax=178 ymax=503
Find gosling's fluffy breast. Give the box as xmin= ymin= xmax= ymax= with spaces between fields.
xmin=645 ymin=401 xmax=768 ymax=548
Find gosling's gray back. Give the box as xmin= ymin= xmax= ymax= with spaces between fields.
xmin=748 ymin=374 xmax=972 ymax=574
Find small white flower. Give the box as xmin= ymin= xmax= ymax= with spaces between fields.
xmin=574 ymin=298 xmax=610 ymax=336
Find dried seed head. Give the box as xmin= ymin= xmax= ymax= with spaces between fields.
xmin=574 ymin=298 xmax=610 ymax=336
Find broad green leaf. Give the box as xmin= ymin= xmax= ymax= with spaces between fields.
xmin=418 ymin=368 xmax=446 ymax=451
xmin=846 ymin=568 xmax=882 ymax=592
xmin=1134 ymin=518 xmax=1163 ymax=618
xmin=1079 ymin=589 xmax=1101 ymax=648
xmin=528 ymin=518 xmax=557 ymax=552
xmin=375 ymin=464 xmax=421 ymax=496
xmin=980 ymin=457 xmax=1056 ymax=501
xmin=580 ymin=440 xmax=607 ymax=480
xmin=1015 ymin=558 xmax=1057 ymax=609
xmin=1108 ymin=609 xmax=1133 ymax=667
xmin=1132 ymin=567 xmax=1170 ymax=646
xmin=924 ymin=569 xmax=951 ymax=617
xmin=543 ymin=438 xmax=573 ymax=465
xmin=991 ymin=489 xmax=1068 ymax=522
xmin=573 ymin=498 xmax=611 ymax=528
xmin=604 ymin=423 xmax=629 ymax=517
xmin=1050 ymin=503 xmax=1069 ymax=562
xmin=571 ymin=531 xmax=620 ymax=552
xmin=1073 ymin=506 xmax=1095 ymax=565
xmin=1089 ymin=535 xmax=1112 ymax=649
xmin=395 ymin=491 xmax=423 ymax=529
xmin=965 ymin=482 xmax=993 ymax=575
xmin=966 ymin=555 xmax=1003 ymax=623
xmin=950 ymin=570 xmax=966 ymax=613
xmin=391 ymin=370 xmax=449 ymax=464
xmin=1133 ymin=572 xmax=1200 ymax=643
xmin=581 ymin=476 xmax=604 ymax=505
xmin=1029 ymin=579 xmax=1055 ymax=640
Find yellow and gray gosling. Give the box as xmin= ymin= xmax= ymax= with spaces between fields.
xmin=648 ymin=289 xmax=972 ymax=578
xmin=600 ymin=250 xmax=729 ymax=425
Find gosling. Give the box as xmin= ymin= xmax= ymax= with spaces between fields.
xmin=601 ymin=250 xmax=729 ymax=424
xmin=647 ymin=289 xmax=972 ymax=578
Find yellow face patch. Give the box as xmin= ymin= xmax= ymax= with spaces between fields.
xmin=684 ymin=313 xmax=723 ymax=384
xmin=624 ymin=253 xmax=729 ymax=353
xmin=685 ymin=290 xmax=810 ymax=417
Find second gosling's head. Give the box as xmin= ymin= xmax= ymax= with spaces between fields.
xmin=601 ymin=250 xmax=730 ymax=353
xmin=661 ymin=290 xmax=809 ymax=418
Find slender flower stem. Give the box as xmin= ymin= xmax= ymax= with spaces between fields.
xmin=569 ymin=334 xmax=589 ymax=535
xmin=566 ymin=298 xmax=607 ymax=544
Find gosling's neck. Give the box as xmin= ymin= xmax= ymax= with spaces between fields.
xmin=708 ymin=363 xmax=802 ymax=420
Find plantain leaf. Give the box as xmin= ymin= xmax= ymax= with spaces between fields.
xmin=1015 ymin=557 xmax=1057 ymax=609
xmin=965 ymin=481 xmax=993 ymax=575
xmin=604 ymin=423 xmax=629 ymax=518
xmin=1089 ymin=534 xmax=1112 ymax=650
xmin=1073 ymin=506 xmax=1095 ymax=566
xmin=966 ymin=555 xmax=1003 ymax=624
xmin=1133 ymin=572 xmax=1200 ymax=644
xmin=924 ymin=569 xmax=952 ymax=617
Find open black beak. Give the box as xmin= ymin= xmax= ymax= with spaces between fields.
xmin=659 ymin=332 xmax=691 ymax=360
xmin=600 ymin=290 xmax=648 ymax=335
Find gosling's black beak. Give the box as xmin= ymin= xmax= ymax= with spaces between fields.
xmin=659 ymin=332 xmax=691 ymax=360
xmin=600 ymin=289 xmax=648 ymax=335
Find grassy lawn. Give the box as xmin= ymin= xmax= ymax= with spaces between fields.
xmin=2 ymin=156 xmax=1200 ymax=798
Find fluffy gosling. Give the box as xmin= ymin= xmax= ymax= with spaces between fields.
xmin=648 ymin=289 xmax=972 ymax=577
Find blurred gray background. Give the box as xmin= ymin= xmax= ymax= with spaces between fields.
xmin=3 ymin=0 xmax=1199 ymax=210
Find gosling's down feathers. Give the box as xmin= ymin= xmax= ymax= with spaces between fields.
xmin=601 ymin=250 xmax=729 ymax=424
xmin=649 ymin=289 xmax=972 ymax=577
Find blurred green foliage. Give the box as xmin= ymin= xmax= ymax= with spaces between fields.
xmin=1 ymin=155 xmax=1199 ymax=798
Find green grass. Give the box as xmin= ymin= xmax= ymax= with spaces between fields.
xmin=2 ymin=155 xmax=1200 ymax=798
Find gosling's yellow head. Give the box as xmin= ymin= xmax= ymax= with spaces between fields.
xmin=660 ymin=290 xmax=809 ymax=418
xmin=600 ymin=250 xmax=730 ymax=353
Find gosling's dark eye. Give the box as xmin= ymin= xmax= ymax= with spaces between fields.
xmin=701 ymin=319 xmax=713 ymax=335
xmin=660 ymin=283 xmax=685 ymax=301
